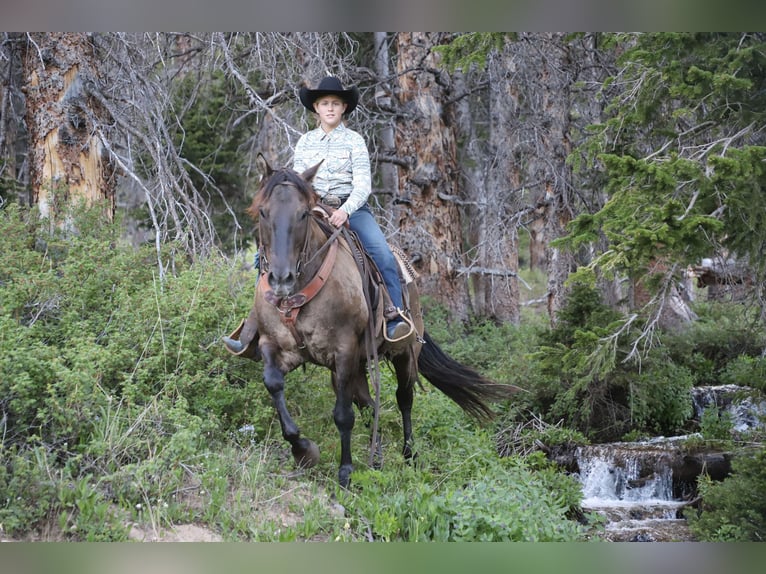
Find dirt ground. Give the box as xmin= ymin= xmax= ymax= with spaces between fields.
xmin=127 ymin=523 xmax=223 ymax=542
xmin=0 ymin=523 xmax=223 ymax=543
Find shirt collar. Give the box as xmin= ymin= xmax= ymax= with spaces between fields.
xmin=319 ymin=122 xmax=347 ymax=140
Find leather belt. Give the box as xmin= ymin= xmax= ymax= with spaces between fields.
xmin=321 ymin=194 xmax=348 ymax=208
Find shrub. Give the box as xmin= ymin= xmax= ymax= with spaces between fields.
xmin=663 ymin=302 xmax=766 ymax=386
xmin=340 ymin=446 xmax=584 ymax=542
xmin=686 ymin=447 xmax=766 ymax=541
xmin=628 ymin=356 xmax=694 ymax=435
xmin=720 ymin=354 xmax=766 ymax=392
xmin=527 ymin=284 xmax=642 ymax=440
xmin=0 ymin=200 xmax=273 ymax=538
xmin=698 ymin=405 xmax=734 ymax=441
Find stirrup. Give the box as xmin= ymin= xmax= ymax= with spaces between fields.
xmin=384 ymin=309 xmax=415 ymax=344
xmin=222 ymin=318 xmax=261 ymax=359
xmin=222 ymin=336 xmax=246 ymax=354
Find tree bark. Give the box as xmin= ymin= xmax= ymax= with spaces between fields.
xmin=501 ymin=33 xmax=582 ymax=324
xmin=471 ymin=45 xmax=522 ymax=323
xmin=451 ymin=65 xmax=490 ymax=318
xmin=21 ymin=33 xmax=114 ymax=223
xmin=373 ymin=32 xmax=399 ymax=199
xmin=0 ymin=33 xmax=28 ymax=204
xmin=393 ymin=32 xmax=469 ymax=318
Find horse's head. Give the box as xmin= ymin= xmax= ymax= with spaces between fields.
xmin=248 ymin=155 xmax=322 ymax=297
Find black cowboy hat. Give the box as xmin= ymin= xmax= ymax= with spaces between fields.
xmin=299 ymin=76 xmax=359 ymax=115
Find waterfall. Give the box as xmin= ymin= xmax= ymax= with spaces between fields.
xmin=577 ymin=444 xmax=675 ymax=504
xmin=575 ymin=441 xmax=691 ymax=540
xmin=691 ymin=384 xmax=766 ymax=432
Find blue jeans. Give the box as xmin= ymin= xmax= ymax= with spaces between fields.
xmin=348 ymin=205 xmax=404 ymax=313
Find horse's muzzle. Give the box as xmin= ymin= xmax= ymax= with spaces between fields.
xmin=268 ymin=269 xmax=297 ymax=298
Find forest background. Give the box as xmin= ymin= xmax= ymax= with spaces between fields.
xmin=1 ymin=32 xmax=765 ymax=543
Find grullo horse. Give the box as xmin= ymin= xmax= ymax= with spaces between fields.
xmin=239 ymin=156 xmax=521 ymax=487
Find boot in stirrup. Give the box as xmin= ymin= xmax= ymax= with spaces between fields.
xmin=222 ymin=310 xmax=261 ymax=361
xmin=384 ymin=308 xmax=415 ymax=352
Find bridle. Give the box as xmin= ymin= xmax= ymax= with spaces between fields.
xmin=259 ymin=189 xmax=343 ymax=348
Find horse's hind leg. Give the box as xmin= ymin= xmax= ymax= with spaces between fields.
xmin=261 ymin=344 xmax=319 ymax=469
xmin=391 ymin=351 xmax=417 ymax=461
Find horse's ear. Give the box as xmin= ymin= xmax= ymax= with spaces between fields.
xmin=300 ymin=160 xmax=324 ymax=183
xmin=256 ymin=153 xmax=274 ymax=182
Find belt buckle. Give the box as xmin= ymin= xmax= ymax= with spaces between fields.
xmin=324 ymin=195 xmax=342 ymax=208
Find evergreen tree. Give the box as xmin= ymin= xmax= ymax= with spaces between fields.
xmin=563 ymin=33 xmax=766 ymax=311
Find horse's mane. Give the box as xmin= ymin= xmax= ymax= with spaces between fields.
xmin=246 ymin=168 xmax=318 ymax=221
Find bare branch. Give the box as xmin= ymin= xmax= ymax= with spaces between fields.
xmin=455 ymin=266 xmax=518 ymax=278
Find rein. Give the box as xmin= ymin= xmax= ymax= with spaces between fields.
xmin=338 ymin=224 xmax=384 ymax=469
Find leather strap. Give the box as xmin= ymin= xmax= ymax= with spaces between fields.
xmin=260 ymin=238 xmax=339 ymax=348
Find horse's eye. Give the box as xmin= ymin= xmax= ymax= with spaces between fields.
xmin=300 ymin=210 xmax=309 ymax=220
xmin=259 ymin=208 xmax=267 ymax=219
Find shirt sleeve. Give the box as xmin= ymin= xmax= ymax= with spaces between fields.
xmin=341 ymin=130 xmax=372 ymax=216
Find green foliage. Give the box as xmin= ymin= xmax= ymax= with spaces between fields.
xmin=698 ymin=406 xmax=734 ymax=441
xmin=418 ymin=296 xmax=551 ymax=402
xmin=526 ymin=283 xmax=695 ymax=441
xmin=720 ymin=354 xmax=766 ymax=392
xmin=433 ymin=33 xmax=510 ymax=72
xmin=629 ymin=358 xmax=695 ymax=435
xmin=662 ymin=302 xmax=766 ymax=386
xmin=0 ymin=445 xmax=130 ymax=541
xmin=337 ymin=401 xmax=584 ymax=542
xmin=0 ymin=446 xmax=59 ymax=537
xmin=0 ymin=200 xmax=271 ymax=539
xmin=559 ymin=154 xmax=725 ymax=282
xmin=57 ymin=474 xmax=130 ymax=541
xmin=563 ymin=32 xmax=766 ymax=295
xmin=686 ymin=447 xmax=766 ymax=541
xmin=530 ymin=284 xmax=625 ymax=439
xmin=0 ymin=201 xmax=267 ymax=449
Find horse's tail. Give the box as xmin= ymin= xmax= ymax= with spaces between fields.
xmin=416 ymin=331 xmax=523 ymax=422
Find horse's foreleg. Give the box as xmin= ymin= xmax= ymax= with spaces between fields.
xmin=392 ymin=353 xmax=417 ymax=461
xmin=332 ymin=365 xmax=358 ymax=488
xmin=261 ymin=345 xmax=320 ymax=469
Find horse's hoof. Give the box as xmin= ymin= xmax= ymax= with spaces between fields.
xmin=292 ymin=438 xmax=320 ymax=469
xmin=338 ymin=464 xmax=353 ymax=488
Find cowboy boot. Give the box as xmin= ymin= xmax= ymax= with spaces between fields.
xmin=222 ymin=306 xmax=261 ymax=360
xmin=384 ymin=308 xmax=416 ymax=352
xmin=387 ymin=320 xmax=412 ymax=341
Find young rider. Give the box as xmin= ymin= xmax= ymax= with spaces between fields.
xmin=222 ymin=76 xmax=413 ymax=357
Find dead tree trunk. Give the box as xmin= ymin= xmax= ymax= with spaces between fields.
xmin=373 ymin=32 xmax=399 ymax=200
xmin=501 ymin=33 xmax=582 ymax=324
xmin=393 ymin=32 xmax=470 ymax=318
xmin=21 ymin=33 xmax=114 ymax=223
xmin=469 ymin=45 xmax=522 ymax=324
xmin=0 ymin=33 xmax=29 ymax=205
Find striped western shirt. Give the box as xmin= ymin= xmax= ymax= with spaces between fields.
xmin=292 ymin=123 xmax=372 ymax=216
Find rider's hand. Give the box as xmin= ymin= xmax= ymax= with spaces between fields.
xmin=329 ymin=208 xmax=349 ymax=228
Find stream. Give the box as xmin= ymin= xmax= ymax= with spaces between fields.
xmin=571 ymin=384 xmax=765 ymax=542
